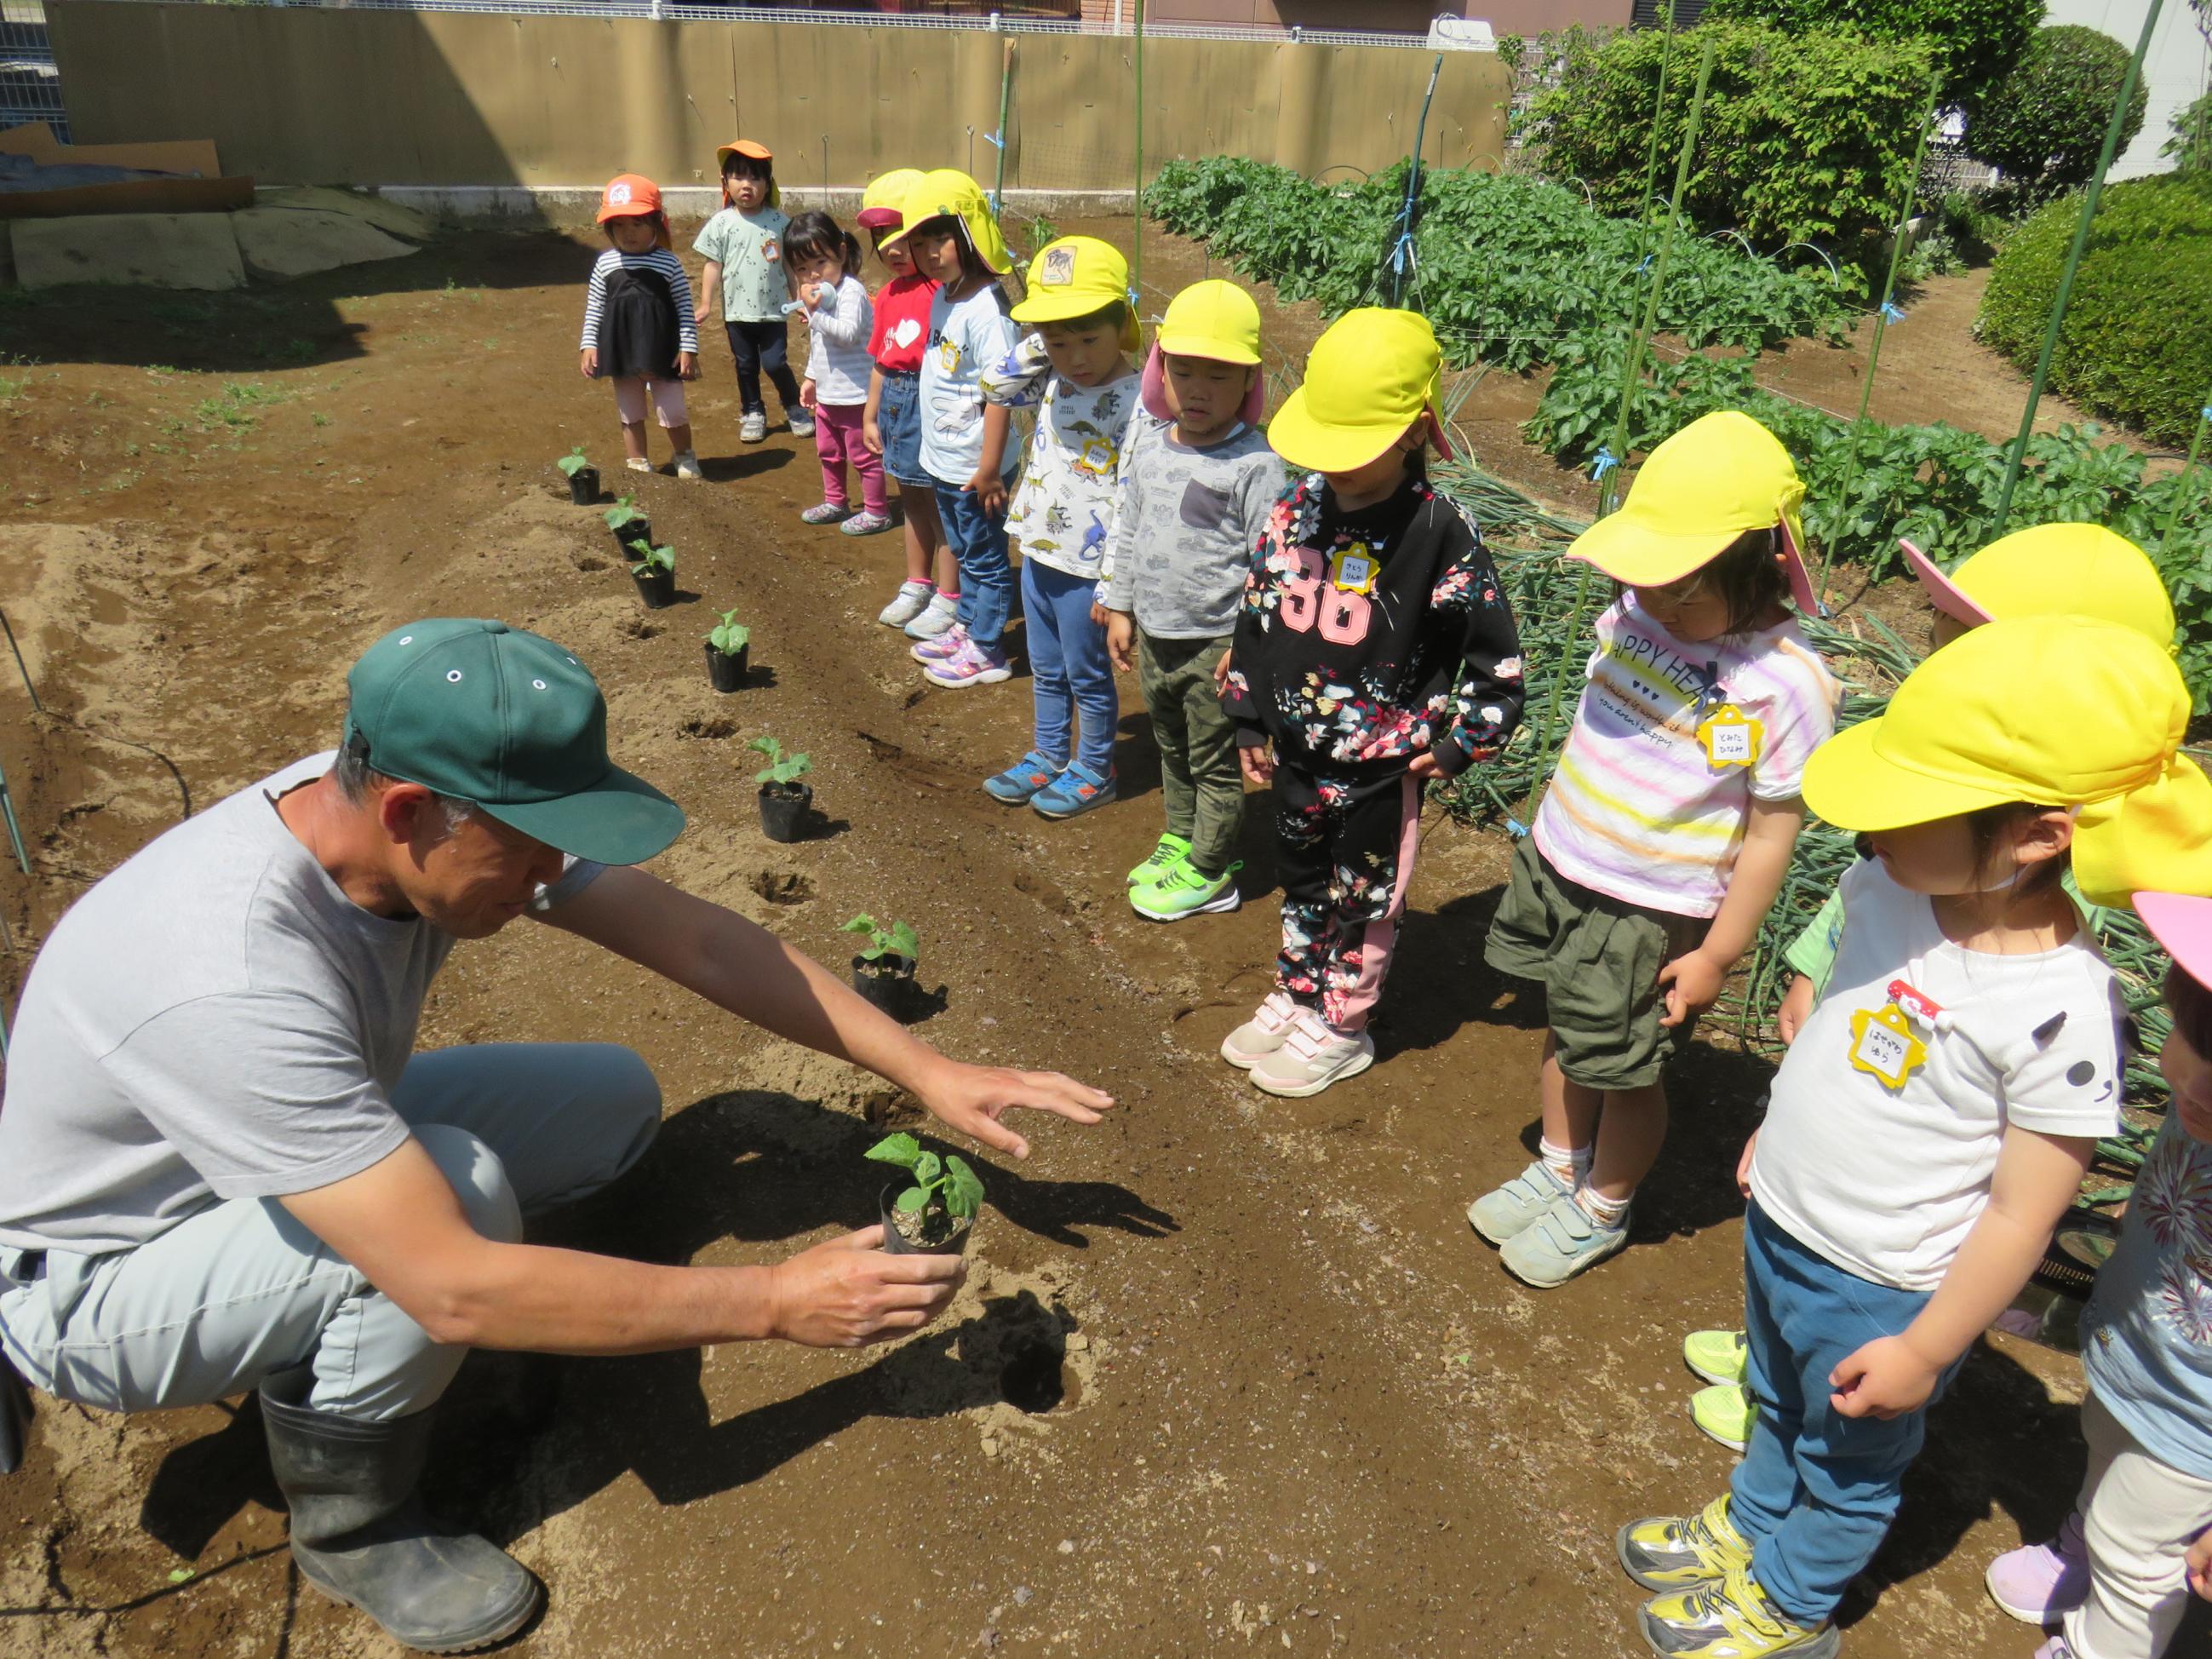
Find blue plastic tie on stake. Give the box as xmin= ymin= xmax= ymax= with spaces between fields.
xmin=1879 ymin=300 xmax=1906 ymax=324
xmin=989 ymin=191 xmax=1002 ymax=215
xmin=1505 ymin=817 xmax=1528 ymax=839
xmin=983 ymin=130 xmax=1005 ymax=150
xmin=1590 ymin=446 xmax=1619 ymax=483
xmin=1636 ymin=254 xmax=1653 ymax=276
xmin=2202 ymin=406 xmax=2212 ymax=422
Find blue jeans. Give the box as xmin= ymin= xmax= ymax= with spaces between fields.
xmin=1022 ymin=559 xmax=1117 ymax=775
xmin=935 ymin=482 xmax=1014 ymax=652
xmin=875 ymin=369 xmax=929 ymax=486
xmin=1730 ymin=1203 xmax=1967 ymax=1623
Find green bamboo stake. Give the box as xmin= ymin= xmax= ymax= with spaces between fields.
xmin=1630 ymin=0 xmax=1681 ymax=270
xmin=1992 ymin=0 xmax=2166 ymax=535
xmin=1817 ymin=69 xmax=1944 ymax=598
xmin=1132 ymin=0 xmax=1145 ymax=300
xmin=1531 ymin=37 xmax=1716 ymax=778
xmin=993 ymin=37 xmax=1014 ymax=215
xmin=2157 ymin=393 xmax=2212 ymax=559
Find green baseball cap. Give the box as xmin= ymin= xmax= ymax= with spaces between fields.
xmin=342 ymin=618 xmax=685 ymax=864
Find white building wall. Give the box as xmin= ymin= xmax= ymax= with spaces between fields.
xmin=2040 ymin=0 xmax=2210 ymax=179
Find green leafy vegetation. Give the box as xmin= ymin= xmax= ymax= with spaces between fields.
xmin=556 ymin=445 xmax=592 ymax=478
xmin=604 ymin=495 xmax=648 ymax=536
xmin=1528 ymin=21 xmax=1939 ymax=294
xmin=1978 ymin=173 xmax=2212 ymax=449
xmin=1963 ymin=24 xmax=2147 ymax=198
xmin=1702 ymin=0 xmax=2037 ymax=103
xmin=1143 ymin=156 xmax=1846 ymax=371
xmin=865 ymin=1132 xmax=983 ymax=1237
xmin=843 ymin=913 xmax=920 ymax=963
xmin=748 ymin=735 xmax=811 ymax=789
xmin=706 ymin=608 xmax=749 ymax=656
xmin=628 ymin=542 xmax=674 ymax=578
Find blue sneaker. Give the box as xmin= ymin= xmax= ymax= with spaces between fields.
xmin=983 ymin=750 xmax=1059 ymax=805
xmin=1031 ymin=762 xmax=1115 ymax=820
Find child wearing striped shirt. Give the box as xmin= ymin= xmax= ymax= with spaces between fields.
xmin=1468 ymin=412 xmax=1837 ymax=1289
xmin=578 ymin=175 xmax=700 ymax=479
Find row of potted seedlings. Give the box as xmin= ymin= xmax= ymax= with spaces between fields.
xmin=564 ymin=451 xmax=962 ymax=1254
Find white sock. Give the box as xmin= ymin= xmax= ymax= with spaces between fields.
xmin=1539 ymin=1136 xmax=1590 ymax=1190
xmin=1576 ymin=1185 xmax=1631 ymax=1229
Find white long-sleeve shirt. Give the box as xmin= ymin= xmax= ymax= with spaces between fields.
xmin=802 ymin=273 xmax=874 ymax=406
xmin=577 ymin=248 xmax=698 ymax=354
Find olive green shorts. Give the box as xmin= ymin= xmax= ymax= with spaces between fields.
xmin=1482 ymin=835 xmax=1711 ymax=1091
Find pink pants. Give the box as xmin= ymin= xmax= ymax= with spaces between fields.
xmin=611 ymin=376 xmax=687 ymax=428
xmin=813 ymin=402 xmax=885 ymax=516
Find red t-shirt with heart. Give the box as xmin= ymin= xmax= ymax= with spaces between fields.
xmin=868 ymin=273 xmax=940 ymax=373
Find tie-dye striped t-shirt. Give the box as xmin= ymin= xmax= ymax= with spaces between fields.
xmin=1531 ymin=593 xmax=1837 ymax=919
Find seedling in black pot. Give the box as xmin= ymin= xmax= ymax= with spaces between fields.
xmin=749 ymin=735 xmax=812 ymax=842
xmin=605 ymin=494 xmax=653 ymax=554
xmin=705 ymin=608 xmax=751 ymax=692
xmin=843 ymin=912 xmax=919 ymax=1019
xmin=557 ymin=445 xmax=599 ymax=505
xmin=866 ymin=1130 xmax=983 ymax=1255
xmin=630 ymin=542 xmax=676 ymax=610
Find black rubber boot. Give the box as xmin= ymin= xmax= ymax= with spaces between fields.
xmin=261 ymin=1374 xmax=542 ymax=1654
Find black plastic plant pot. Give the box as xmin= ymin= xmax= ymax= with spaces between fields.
xmin=610 ymin=520 xmax=652 ymax=556
xmin=851 ymin=952 xmax=918 ymax=1020
xmin=758 ymin=783 xmax=812 ymax=842
xmin=705 ymin=641 xmax=749 ymax=692
xmin=878 ymin=1181 xmax=971 ymax=1257
xmin=631 ymin=565 xmax=677 ymax=610
xmin=565 ymin=466 xmax=599 ymax=506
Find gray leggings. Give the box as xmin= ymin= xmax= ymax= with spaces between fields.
xmin=0 ymin=1043 xmax=659 ymax=1422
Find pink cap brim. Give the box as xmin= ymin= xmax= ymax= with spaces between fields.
xmin=1140 ymin=343 xmax=1266 ymax=428
xmin=1778 ymin=521 xmax=1819 ymax=617
xmin=1900 ymin=537 xmax=1991 ymax=628
xmin=2136 ymin=890 xmax=2212 ymax=984
xmin=855 ymin=207 xmax=902 ymax=230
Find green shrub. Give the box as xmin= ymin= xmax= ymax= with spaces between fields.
xmin=2167 ymin=91 xmax=2212 ymax=172
xmin=1964 ymin=24 xmax=2147 ymax=195
xmin=1703 ymin=0 xmax=2037 ymax=104
xmin=1143 ymin=156 xmax=1847 ymax=373
xmin=1978 ymin=173 xmax=2212 ymax=447
xmin=1530 ymin=21 xmax=1938 ymax=293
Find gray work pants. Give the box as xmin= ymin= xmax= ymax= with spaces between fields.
xmin=0 ymin=1044 xmax=660 ymax=1422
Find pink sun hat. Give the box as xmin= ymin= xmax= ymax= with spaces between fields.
xmin=2136 ymin=892 xmax=2212 ymax=990
xmin=1898 ymin=537 xmax=1988 ymax=628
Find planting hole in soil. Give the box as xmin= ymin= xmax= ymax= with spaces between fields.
xmin=749 ymin=870 xmax=813 ymax=906
xmin=999 ymin=1340 xmax=1075 ymax=1415
xmin=679 ymin=715 xmax=736 ymax=740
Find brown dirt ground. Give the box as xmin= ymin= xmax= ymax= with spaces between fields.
xmin=1 ymin=217 xmax=2197 ymax=1658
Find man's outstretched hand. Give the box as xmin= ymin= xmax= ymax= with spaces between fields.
xmin=915 ymin=1060 xmax=1115 ymax=1161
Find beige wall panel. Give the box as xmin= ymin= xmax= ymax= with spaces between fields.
xmin=51 ymin=4 xmax=1504 ymax=192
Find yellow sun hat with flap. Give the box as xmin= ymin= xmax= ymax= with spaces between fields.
xmin=1899 ymin=523 xmax=2177 ymax=651
xmin=857 ymin=167 xmax=925 ymax=231
xmin=1265 ymin=307 xmax=1454 ymax=474
xmin=1801 ymin=614 xmax=2212 ymax=909
xmin=883 ymin=168 xmax=1012 ymax=276
xmin=1010 ymin=235 xmax=1141 ymax=353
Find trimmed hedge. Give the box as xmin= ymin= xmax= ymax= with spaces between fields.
xmin=1532 ymin=21 xmax=1938 ymax=295
xmin=1978 ymin=173 xmax=2212 ymax=448
xmin=1964 ymin=23 xmax=2147 ymax=195
xmin=1703 ymin=0 xmax=2037 ymax=105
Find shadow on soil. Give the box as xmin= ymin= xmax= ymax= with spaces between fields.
xmin=135 ymin=1088 xmax=1171 ymax=1552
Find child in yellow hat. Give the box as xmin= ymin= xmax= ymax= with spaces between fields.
xmin=880 ymin=169 xmax=1023 ymax=687
xmin=1218 ymin=307 xmax=1523 ymax=1097
xmin=856 ymin=168 xmax=958 ymax=637
xmin=1467 ymin=410 xmax=1838 ymax=1289
xmin=1679 ymin=523 xmax=2185 ymax=1457
xmin=693 ymin=139 xmax=811 ymax=445
xmin=1618 ymin=617 xmax=2212 ymax=1659
xmin=973 ymin=234 xmax=1143 ymax=816
xmin=1100 ymin=278 xmax=1285 ymax=921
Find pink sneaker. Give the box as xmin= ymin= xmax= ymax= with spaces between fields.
xmin=924 ymin=639 xmax=1013 ymax=687
xmin=910 ymin=623 xmax=968 ymax=664
xmin=2034 ymin=1639 xmax=2077 ymax=1659
xmin=1986 ymin=1514 xmax=2088 ymax=1625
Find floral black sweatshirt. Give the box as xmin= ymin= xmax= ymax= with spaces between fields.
xmin=1223 ymin=468 xmax=1524 ymax=779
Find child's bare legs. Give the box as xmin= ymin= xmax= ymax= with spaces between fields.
xmin=1538 ymin=1034 xmax=1602 ymax=1168
xmin=619 ymin=419 xmax=649 ymax=462
xmin=1588 ymin=1081 xmax=1667 ymax=1205
xmin=899 ymin=481 xmax=943 ymax=585
xmin=667 ymin=421 xmax=694 ymax=457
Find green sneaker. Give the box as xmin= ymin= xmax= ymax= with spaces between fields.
xmin=1639 ymin=1567 xmax=1839 ymax=1658
xmin=1130 ymin=858 xmax=1241 ymax=921
xmin=1690 ymin=1385 xmax=1756 ymax=1454
xmin=1126 ymin=834 xmax=1192 ymax=888
xmin=1683 ymin=1329 xmax=1748 ymax=1387
xmin=1617 ymin=1495 xmax=1753 ymax=1593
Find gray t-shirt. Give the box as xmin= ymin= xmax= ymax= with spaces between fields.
xmin=0 ymin=755 xmax=600 ymax=1254
xmin=1100 ymin=416 xmax=1286 ymax=640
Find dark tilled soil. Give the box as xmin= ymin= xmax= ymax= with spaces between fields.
xmin=0 ymin=219 xmax=2150 ymax=1658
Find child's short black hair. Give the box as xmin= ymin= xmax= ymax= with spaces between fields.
xmin=722 ymin=151 xmax=772 ymax=183
xmin=907 ymin=214 xmax=1004 ymax=295
xmin=1038 ymin=299 xmax=1128 ymax=337
xmin=2167 ymin=962 xmax=2212 ymax=1063
xmin=783 ymin=211 xmax=862 ymax=278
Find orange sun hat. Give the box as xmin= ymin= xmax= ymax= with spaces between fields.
xmin=595 ymin=175 xmax=670 ymax=249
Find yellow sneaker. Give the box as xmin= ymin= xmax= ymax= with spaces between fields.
xmin=1683 ymin=1329 xmax=1748 ymax=1386
xmin=1690 ymin=1384 xmax=1757 ymax=1454
xmin=1616 ymin=1495 xmax=1753 ymax=1592
xmin=1638 ymin=1566 xmax=1839 ymax=1657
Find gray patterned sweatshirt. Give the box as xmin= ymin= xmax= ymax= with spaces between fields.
xmin=1099 ymin=415 xmax=1287 ymax=640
